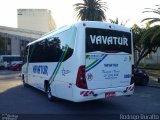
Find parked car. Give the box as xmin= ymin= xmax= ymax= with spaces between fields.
xmin=9 ymin=62 xmax=23 ymax=71
xmin=0 ymin=65 xmax=5 ymax=70
xmin=134 ymin=69 xmax=149 ymax=86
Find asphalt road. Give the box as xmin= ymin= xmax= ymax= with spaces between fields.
xmin=0 ymin=70 xmax=160 ymax=120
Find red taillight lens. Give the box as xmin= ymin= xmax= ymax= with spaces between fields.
xmin=130 ymin=65 xmax=135 ymax=85
xmin=76 ymin=65 xmax=88 ymax=89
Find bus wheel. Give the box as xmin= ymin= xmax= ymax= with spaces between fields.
xmin=22 ymin=75 xmax=27 ymax=86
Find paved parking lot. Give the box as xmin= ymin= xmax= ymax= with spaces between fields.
xmin=0 ymin=70 xmax=160 ymax=120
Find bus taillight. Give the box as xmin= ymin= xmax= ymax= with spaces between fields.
xmin=76 ymin=65 xmax=88 ymax=89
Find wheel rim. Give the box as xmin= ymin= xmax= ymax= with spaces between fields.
xmin=47 ymin=86 xmax=52 ymax=99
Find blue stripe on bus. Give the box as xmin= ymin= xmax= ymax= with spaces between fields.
xmin=49 ymin=50 xmax=66 ymax=82
xmin=86 ymin=55 xmax=107 ymax=72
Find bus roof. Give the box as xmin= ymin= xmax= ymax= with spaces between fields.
xmin=27 ymin=21 xmax=131 ymax=46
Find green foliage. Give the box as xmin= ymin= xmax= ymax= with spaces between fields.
xmin=132 ymin=24 xmax=145 ymax=50
xmin=137 ymin=5 xmax=160 ymax=67
xmin=73 ymin=0 xmax=107 ymax=21
xmin=109 ymin=17 xmax=129 ymax=26
xmin=132 ymin=24 xmax=160 ymax=67
xmin=142 ymin=5 xmax=160 ymax=25
xmin=141 ymin=25 xmax=160 ymax=49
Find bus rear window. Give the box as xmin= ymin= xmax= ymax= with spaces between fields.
xmin=86 ymin=28 xmax=132 ymax=54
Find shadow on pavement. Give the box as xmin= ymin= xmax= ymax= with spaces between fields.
xmin=0 ymin=84 xmax=126 ymax=114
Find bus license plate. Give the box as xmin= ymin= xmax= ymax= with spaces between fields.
xmin=105 ymin=92 xmax=115 ymax=97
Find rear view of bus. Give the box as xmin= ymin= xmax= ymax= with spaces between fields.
xmin=75 ymin=22 xmax=134 ymax=102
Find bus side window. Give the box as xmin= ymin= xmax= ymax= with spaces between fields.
xmin=28 ymin=45 xmax=34 ymax=63
xmin=53 ymin=26 xmax=76 ymax=62
xmin=23 ymin=47 xmax=28 ymax=63
xmin=27 ymin=26 xmax=76 ymax=63
xmin=45 ymin=37 xmax=63 ymax=62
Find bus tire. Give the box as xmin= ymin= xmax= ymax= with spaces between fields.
xmin=46 ymin=85 xmax=58 ymax=102
xmin=126 ymin=95 xmax=131 ymax=97
xmin=47 ymin=85 xmax=55 ymax=101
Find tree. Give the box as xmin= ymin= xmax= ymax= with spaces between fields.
xmin=141 ymin=5 xmax=160 ymax=25
xmin=73 ymin=0 xmax=107 ymax=21
xmin=132 ymin=24 xmax=160 ymax=67
xmin=109 ymin=17 xmax=129 ymax=26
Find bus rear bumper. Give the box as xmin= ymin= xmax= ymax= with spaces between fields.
xmin=72 ymin=84 xmax=134 ymax=102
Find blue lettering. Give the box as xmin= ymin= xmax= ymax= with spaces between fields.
xmin=32 ymin=65 xmax=48 ymax=76
xmin=104 ymin=64 xmax=118 ymax=67
xmin=124 ymin=74 xmax=131 ymax=78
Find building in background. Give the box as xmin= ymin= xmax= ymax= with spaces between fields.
xmin=18 ymin=9 xmax=56 ymax=32
xmin=0 ymin=9 xmax=56 ymax=56
xmin=0 ymin=26 xmax=44 ymax=55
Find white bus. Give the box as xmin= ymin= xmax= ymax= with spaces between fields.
xmin=0 ymin=55 xmax=23 ymax=69
xmin=21 ymin=21 xmax=134 ymax=102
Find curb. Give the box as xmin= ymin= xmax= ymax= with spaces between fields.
xmin=148 ymin=79 xmax=160 ymax=88
xmin=147 ymin=73 xmax=160 ymax=88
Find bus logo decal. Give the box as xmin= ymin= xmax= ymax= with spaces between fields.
xmin=87 ymin=73 xmax=93 ymax=81
xmin=104 ymin=64 xmax=118 ymax=67
xmin=62 ymin=68 xmax=70 ymax=76
xmin=90 ymin=35 xmax=128 ymax=46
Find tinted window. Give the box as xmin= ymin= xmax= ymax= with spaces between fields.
xmin=86 ymin=28 xmax=132 ymax=54
xmin=28 ymin=41 xmax=46 ymax=62
xmin=28 ymin=26 xmax=76 ymax=63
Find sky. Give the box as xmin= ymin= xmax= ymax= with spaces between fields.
xmin=0 ymin=0 xmax=159 ymax=28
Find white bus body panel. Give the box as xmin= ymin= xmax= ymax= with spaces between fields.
xmin=86 ymin=54 xmax=132 ymax=89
